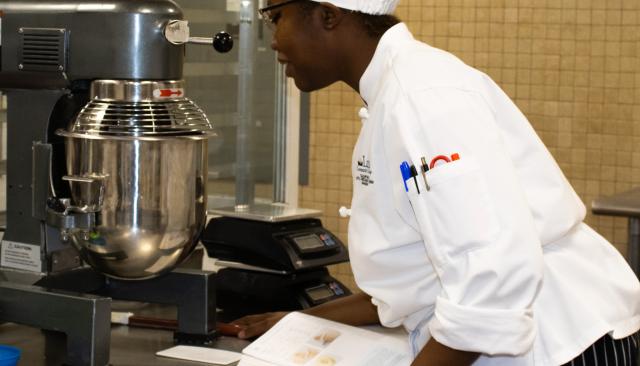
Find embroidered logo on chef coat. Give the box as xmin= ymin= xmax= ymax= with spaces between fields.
xmin=356 ymin=155 xmax=374 ymax=186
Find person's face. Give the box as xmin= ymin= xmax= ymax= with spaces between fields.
xmin=263 ymin=0 xmax=340 ymax=92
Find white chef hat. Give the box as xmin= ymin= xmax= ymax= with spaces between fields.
xmin=309 ymin=0 xmax=399 ymax=15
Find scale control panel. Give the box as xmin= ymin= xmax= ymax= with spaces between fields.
xmin=303 ymin=281 xmax=346 ymax=306
xmin=287 ymin=232 xmax=338 ymax=257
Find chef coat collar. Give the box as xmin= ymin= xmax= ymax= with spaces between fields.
xmin=359 ymin=22 xmax=414 ymax=106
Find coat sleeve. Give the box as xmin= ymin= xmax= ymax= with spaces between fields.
xmin=382 ymin=86 xmax=544 ymax=356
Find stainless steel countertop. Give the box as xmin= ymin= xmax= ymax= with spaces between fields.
xmin=0 ymin=302 xmax=250 ymax=366
xmin=592 ymin=187 xmax=640 ymax=217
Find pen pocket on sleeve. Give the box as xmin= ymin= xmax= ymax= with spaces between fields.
xmin=408 ymin=158 xmax=500 ymax=262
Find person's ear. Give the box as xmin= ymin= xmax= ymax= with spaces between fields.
xmin=316 ymin=2 xmax=346 ymax=30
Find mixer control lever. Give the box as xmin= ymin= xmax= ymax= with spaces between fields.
xmin=164 ymin=20 xmax=233 ymax=53
xmin=47 ymin=197 xmax=67 ymax=213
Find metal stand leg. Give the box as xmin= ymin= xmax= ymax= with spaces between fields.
xmin=629 ymin=218 xmax=640 ymax=279
xmin=0 ymin=281 xmax=111 ymax=366
xmin=33 ymin=267 xmax=216 ymax=344
xmin=105 ymin=268 xmax=217 ymax=344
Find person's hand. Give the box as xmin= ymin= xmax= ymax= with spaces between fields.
xmin=230 ymin=311 xmax=289 ymax=339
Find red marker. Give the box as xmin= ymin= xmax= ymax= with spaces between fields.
xmin=429 ymin=155 xmax=451 ymax=169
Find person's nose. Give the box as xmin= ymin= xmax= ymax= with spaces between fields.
xmin=270 ymin=33 xmax=278 ymax=51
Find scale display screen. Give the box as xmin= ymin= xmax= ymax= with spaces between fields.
xmin=292 ymin=234 xmax=325 ymax=251
xmin=305 ymin=285 xmax=334 ymax=302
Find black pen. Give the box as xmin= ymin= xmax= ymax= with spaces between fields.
xmin=409 ymin=164 xmax=420 ymax=194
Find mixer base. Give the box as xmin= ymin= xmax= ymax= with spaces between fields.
xmin=30 ymin=266 xmax=218 ymax=363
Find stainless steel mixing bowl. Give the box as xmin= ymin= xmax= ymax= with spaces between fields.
xmin=56 ymin=80 xmax=215 ymax=279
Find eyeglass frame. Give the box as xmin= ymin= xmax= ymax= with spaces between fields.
xmin=258 ymin=0 xmax=306 ymax=30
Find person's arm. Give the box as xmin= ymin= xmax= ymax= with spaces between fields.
xmin=233 ymin=292 xmax=378 ymax=339
xmin=310 ymin=293 xmax=481 ymax=366
xmin=381 ymin=88 xmax=543 ymax=358
xmin=411 ymin=338 xmax=479 ymax=366
xmin=303 ymin=291 xmax=378 ymax=325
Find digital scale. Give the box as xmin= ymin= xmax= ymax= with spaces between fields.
xmin=202 ymin=204 xmax=351 ymax=321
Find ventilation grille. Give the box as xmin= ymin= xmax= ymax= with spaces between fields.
xmin=19 ymin=28 xmax=67 ymax=72
xmin=73 ymin=100 xmax=212 ymax=137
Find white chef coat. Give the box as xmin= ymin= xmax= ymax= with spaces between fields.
xmin=349 ymin=23 xmax=640 ymax=365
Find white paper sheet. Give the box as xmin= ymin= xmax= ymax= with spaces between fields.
xmin=242 ymin=312 xmax=412 ymax=366
xmin=156 ymin=345 xmax=242 ymax=365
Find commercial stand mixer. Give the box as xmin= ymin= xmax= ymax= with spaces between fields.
xmin=0 ymin=1 xmax=232 ymax=364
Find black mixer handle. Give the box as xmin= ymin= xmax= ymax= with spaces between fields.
xmin=188 ymin=32 xmax=234 ymax=53
xmin=213 ymin=32 xmax=234 ymax=53
xmin=164 ymin=20 xmax=233 ymax=53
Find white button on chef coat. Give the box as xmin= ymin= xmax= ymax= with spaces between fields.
xmin=349 ymin=23 xmax=640 ymax=365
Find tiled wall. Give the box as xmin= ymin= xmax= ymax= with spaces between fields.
xmin=300 ymin=0 xmax=640 ymax=291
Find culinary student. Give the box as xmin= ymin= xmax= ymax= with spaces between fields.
xmin=232 ymin=1 xmax=640 ymax=365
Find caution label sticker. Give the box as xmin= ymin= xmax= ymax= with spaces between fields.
xmin=1 ymin=241 xmax=42 ymax=273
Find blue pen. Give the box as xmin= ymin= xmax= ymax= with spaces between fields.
xmin=400 ymin=161 xmax=411 ymax=192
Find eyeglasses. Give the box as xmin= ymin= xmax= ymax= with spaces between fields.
xmin=258 ymin=0 xmax=305 ymax=31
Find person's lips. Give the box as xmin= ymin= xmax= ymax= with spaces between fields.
xmin=279 ymin=58 xmax=293 ymax=76
xmin=277 ymin=56 xmax=289 ymax=65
